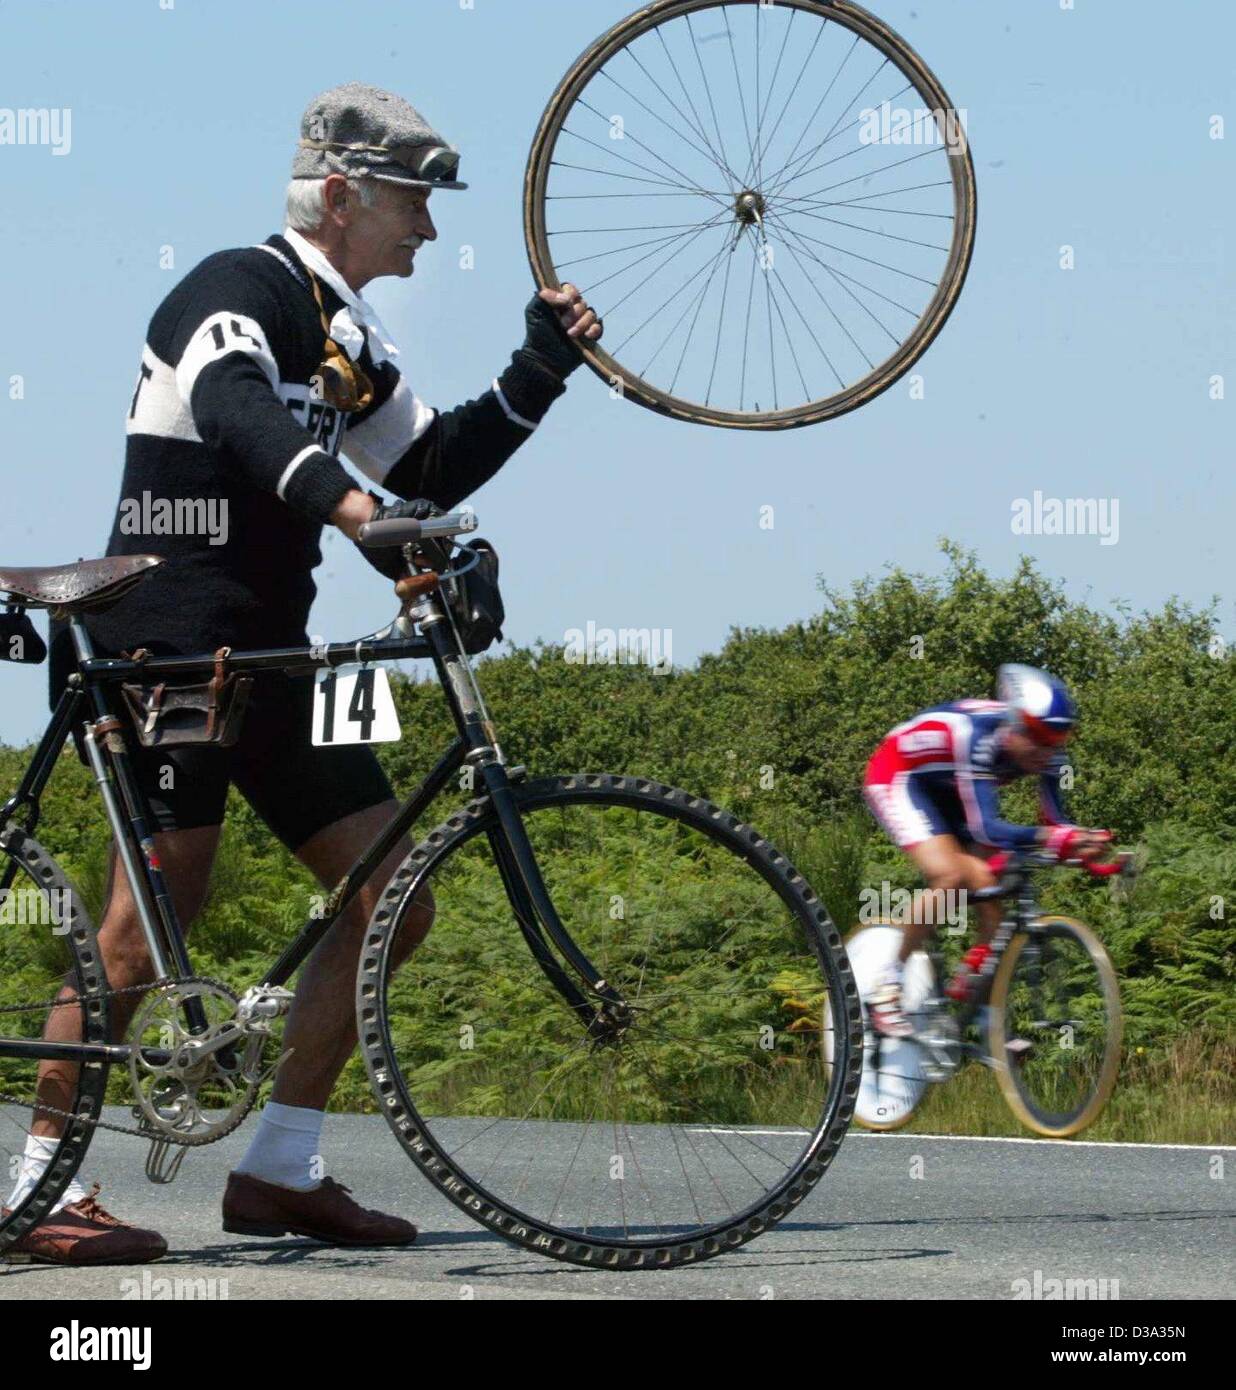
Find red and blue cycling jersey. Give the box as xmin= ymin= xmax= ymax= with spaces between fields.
xmin=863 ymin=699 xmax=1071 ymax=851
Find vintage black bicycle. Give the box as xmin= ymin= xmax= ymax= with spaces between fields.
xmin=827 ymin=851 xmax=1127 ymax=1137
xmin=0 ymin=510 xmax=861 ymax=1270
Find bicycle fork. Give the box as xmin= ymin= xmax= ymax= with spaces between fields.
xmin=416 ymin=594 xmax=632 ymax=1040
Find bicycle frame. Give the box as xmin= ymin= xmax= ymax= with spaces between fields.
xmin=916 ymin=865 xmax=1046 ymax=1066
xmin=0 ymin=577 xmax=627 ymax=1070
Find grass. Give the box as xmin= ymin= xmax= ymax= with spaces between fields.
xmin=867 ymin=1032 xmax=1236 ymax=1146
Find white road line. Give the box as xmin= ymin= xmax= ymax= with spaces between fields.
xmin=687 ymin=1128 xmax=1236 ymax=1152
xmin=850 ymin=1132 xmax=1236 ymax=1153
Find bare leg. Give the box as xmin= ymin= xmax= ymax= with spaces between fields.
xmin=31 ymin=825 xmax=221 ymax=1139
xmin=272 ymin=801 xmax=433 ymax=1111
xmin=899 ymin=835 xmax=999 ymax=962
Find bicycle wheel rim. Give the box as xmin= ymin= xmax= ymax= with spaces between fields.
xmin=358 ymin=775 xmax=861 ymax=1268
xmin=988 ymin=917 xmax=1122 ymax=1138
xmin=524 ymin=0 xmax=976 ymax=429
xmin=0 ymin=825 xmax=110 ymax=1253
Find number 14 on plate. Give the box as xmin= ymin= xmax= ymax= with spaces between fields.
xmin=312 ymin=664 xmax=401 ymax=746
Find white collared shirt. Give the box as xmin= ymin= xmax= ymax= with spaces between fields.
xmin=282 ymin=225 xmax=400 ymax=367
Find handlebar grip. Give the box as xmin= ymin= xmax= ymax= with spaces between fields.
xmin=357 ymin=517 xmax=423 ymax=549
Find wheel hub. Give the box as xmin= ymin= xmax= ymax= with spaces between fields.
xmin=734 ymin=189 xmax=766 ymax=227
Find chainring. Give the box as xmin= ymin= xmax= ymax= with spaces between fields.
xmin=127 ymin=977 xmax=271 ymax=1145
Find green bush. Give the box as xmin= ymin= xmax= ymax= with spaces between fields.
xmin=1 ymin=542 xmax=1231 ymax=1123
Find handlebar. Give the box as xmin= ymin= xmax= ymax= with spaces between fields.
xmin=973 ymin=848 xmax=1135 ymax=901
xmin=357 ymin=508 xmax=478 ymax=549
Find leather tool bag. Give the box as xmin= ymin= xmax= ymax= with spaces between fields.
xmin=120 ymin=647 xmax=253 ymax=748
xmin=446 ymin=540 xmax=505 ymax=655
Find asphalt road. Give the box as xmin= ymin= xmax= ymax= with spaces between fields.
xmin=1 ymin=1115 xmax=1231 ymax=1300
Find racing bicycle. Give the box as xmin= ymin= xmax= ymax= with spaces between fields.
xmin=828 ymin=851 xmax=1126 ymax=1137
xmin=0 ymin=509 xmax=862 ymax=1270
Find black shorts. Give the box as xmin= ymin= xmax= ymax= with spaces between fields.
xmin=119 ymin=670 xmax=395 ymax=853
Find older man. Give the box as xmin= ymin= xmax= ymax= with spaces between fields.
xmin=11 ymin=83 xmax=601 ymax=1264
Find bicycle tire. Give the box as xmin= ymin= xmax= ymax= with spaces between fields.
xmin=358 ymin=773 xmax=862 ymax=1269
xmin=0 ymin=823 xmax=111 ymax=1256
xmin=987 ymin=915 xmax=1122 ymax=1138
xmin=524 ymin=0 xmax=977 ymax=429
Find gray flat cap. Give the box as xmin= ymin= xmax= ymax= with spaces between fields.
xmin=292 ymin=82 xmax=467 ymax=190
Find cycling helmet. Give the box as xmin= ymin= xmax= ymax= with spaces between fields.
xmin=996 ymin=663 xmax=1077 ymax=746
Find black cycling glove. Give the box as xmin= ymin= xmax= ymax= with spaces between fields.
xmin=355 ymin=496 xmax=444 ymax=582
xmin=520 ymin=293 xmax=585 ymax=382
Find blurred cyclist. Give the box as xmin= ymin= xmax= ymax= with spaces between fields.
xmin=861 ymin=664 xmax=1113 ymax=1037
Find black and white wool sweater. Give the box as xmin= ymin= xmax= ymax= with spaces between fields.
xmin=83 ymin=231 xmax=566 ymax=658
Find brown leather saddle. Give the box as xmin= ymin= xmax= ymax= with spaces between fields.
xmin=0 ymin=556 xmax=163 ymax=619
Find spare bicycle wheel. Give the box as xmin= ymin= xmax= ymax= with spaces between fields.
xmin=524 ymin=0 xmax=976 ymax=429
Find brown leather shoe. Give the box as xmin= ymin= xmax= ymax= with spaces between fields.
xmin=2 ymin=1185 xmax=168 ymax=1265
xmin=221 ymin=1172 xmax=418 ymax=1247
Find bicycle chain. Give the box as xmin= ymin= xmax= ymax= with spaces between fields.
xmin=0 ymin=975 xmax=265 ymax=1145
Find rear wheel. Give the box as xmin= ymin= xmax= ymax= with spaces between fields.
xmin=987 ymin=915 xmax=1121 ymax=1137
xmin=827 ymin=921 xmax=934 ymax=1131
xmin=0 ymin=824 xmax=110 ymax=1256
xmin=358 ymin=774 xmax=862 ymax=1268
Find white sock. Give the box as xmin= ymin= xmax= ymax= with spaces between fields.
xmin=6 ymin=1132 xmax=89 ymax=1213
xmin=235 ymin=1102 xmax=325 ymax=1191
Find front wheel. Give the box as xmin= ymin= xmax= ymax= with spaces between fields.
xmin=987 ymin=915 xmax=1122 ymax=1138
xmin=357 ymin=774 xmax=862 ymax=1269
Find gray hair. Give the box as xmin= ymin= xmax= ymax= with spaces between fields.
xmin=284 ymin=176 xmax=382 ymax=232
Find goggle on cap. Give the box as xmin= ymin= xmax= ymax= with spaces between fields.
xmin=292 ymin=82 xmax=467 ymax=190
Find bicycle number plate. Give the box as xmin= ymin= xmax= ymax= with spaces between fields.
xmin=311 ymin=664 xmax=400 ymax=746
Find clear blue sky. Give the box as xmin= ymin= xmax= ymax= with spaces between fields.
xmin=1 ymin=0 xmax=1232 ymax=744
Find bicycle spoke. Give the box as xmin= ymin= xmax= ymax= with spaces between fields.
xmin=603 ymin=57 xmax=739 ymax=190
xmin=653 ymin=23 xmax=735 ymax=189
xmin=580 ymin=210 xmax=729 ymax=302
xmin=370 ymin=784 xmax=855 ymax=1260
xmin=765 ymin=209 xmax=921 ymax=323
xmin=608 ymin=227 xmax=732 ymax=353
xmin=684 ymin=10 xmax=735 ymax=185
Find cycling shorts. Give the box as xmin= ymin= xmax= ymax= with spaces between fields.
xmin=863 ymin=750 xmax=975 ymax=851
xmin=119 ymin=669 xmax=395 ymax=853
